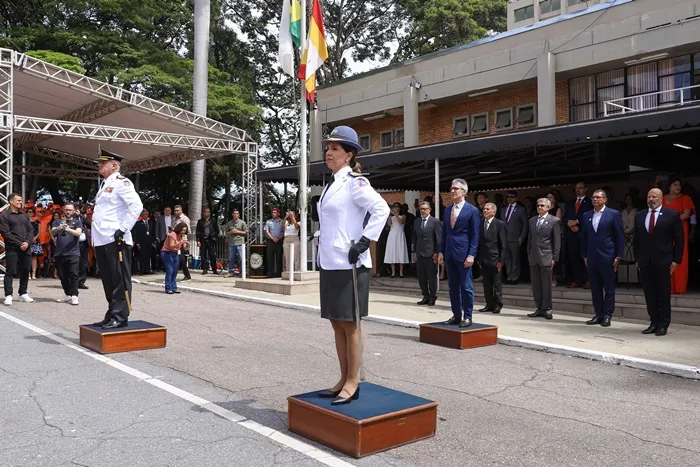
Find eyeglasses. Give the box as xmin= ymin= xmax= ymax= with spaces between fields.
xmin=450 ymin=187 xmax=463 ymax=192
xmin=591 ymin=196 xmax=605 ymax=199
xmin=537 ymin=204 xmax=546 ymax=207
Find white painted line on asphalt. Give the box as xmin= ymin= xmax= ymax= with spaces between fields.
xmin=0 ymin=310 xmax=355 ymax=467
xmin=131 ymin=279 xmax=700 ymax=381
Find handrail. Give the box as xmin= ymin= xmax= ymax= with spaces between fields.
xmin=603 ymin=84 xmax=700 ymax=117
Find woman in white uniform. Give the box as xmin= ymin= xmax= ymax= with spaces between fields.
xmin=317 ymin=126 xmax=389 ymax=405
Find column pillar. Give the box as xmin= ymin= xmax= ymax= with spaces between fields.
xmin=309 ymin=108 xmax=323 ymax=253
xmin=537 ymin=51 xmax=557 ymax=127
xmin=403 ymin=85 xmax=419 ymax=147
xmin=534 ymin=0 xmax=541 ymax=22
xmin=561 ymin=0 xmax=569 ymax=16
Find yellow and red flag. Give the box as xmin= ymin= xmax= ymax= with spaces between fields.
xmin=297 ymin=0 xmax=328 ymax=103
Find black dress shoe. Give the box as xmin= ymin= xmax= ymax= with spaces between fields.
xmin=601 ymin=318 xmax=611 ymax=327
xmin=172 ymin=290 xmax=181 ymax=294
xmin=655 ymin=327 xmax=668 ymax=336
xmin=642 ymin=325 xmax=658 ymax=335
xmin=444 ymin=317 xmax=461 ymax=325
xmin=428 ymin=299 xmax=436 ymax=306
xmin=527 ymin=310 xmax=543 ymax=318
xmin=493 ymin=307 xmax=502 ymax=314
xmin=459 ymin=319 xmax=473 ymax=328
xmin=79 ymin=285 xmax=89 ymax=290
xmin=478 ymin=306 xmax=492 ymax=312
xmin=544 ymin=310 xmax=553 ymax=320
xmin=331 ymin=386 xmax=360 ymax=405
xmin=318 ymin=389 xmax=341 ymax=398
xmin=92 ymin=318 xmax=110 ymax=326
xmin=586 ymin=317 xmax=602 ymax=325
xmin=102 ymin=319 xmax=128 ymax=330
xmin=417 ymin=298 xmax=430 ymax=305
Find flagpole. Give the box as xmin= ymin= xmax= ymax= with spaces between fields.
xmin=299 ymin=0 xmax=308 ymax=273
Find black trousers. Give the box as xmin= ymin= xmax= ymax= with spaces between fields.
xmin=4 ymin=250 xmax=31 ymax=297
xmin=56 ymin=255 xmax=80 ymax=297
xmin=267 ymin=241 xmax=283 ymax=277
xmin=79 ymin=242 xmax=89 ymax=287
xmin=481 ymin=264 xmax=503 ymax=309
xmin=136 ymin=243 xmax=152 ymax=274
xmin=200 ymin=239 xmax=218 ymax=273
xmin=178 ymin=249 xmax=191 ymax=278
xmin=640 ymin=263 xmax=672 ymax=328
xmin=566 ymin=233 xmax=587 ymax=285
xmin=416 ymin=256 xmax=437 ymax=299
xmin=95 ymin=242 xmax=132 ymax=323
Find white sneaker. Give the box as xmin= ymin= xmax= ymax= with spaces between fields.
xmin=57 ymin=295 xmax=71 ymax=303
xmin=19 ymin=294 xmax=34 ymax=303
xmin=70 ymin=296 xmax=79 ymax=306
xmin=4 ymin=296 xmax=11 ymax=306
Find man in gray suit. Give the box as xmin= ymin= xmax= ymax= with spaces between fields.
xmin=412 ymin=202 xmax=442 ymax=306
xmin=527 ymin=198 xmax=561 ymax=320
xmin=500 ymin=190 xmax=528 ymax=284
xmin=477 ymin=203 xmax=507 ymax=313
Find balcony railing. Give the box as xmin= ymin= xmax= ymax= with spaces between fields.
xmin=603 ymin=84 xmax=700 ymax=117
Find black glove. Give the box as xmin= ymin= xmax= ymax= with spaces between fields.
xmin=114 ymin=229 xmax=125 ymax=243
xmin=348 ymin=236 xmax=371 ymax=264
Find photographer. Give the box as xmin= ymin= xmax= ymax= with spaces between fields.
xmin=283 ymin=210 xmax=300 ymax=273
xmin=51 ymin=203 xmax=83 ymax=305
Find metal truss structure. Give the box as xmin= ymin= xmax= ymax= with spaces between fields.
xmin=0 ymin=47 xmax=260 ymax=246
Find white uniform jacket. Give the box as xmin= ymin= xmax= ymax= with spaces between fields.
xmin=91 ymin=172 xmax=144 ymax=247
xmin=318 ymin=166 xmax=389 ymax=270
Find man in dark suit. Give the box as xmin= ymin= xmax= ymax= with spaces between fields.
xmin=438 ymin=178 xmax=480 ymax=328
xmin=581 ymin=190 xmax=624 ymax=327
xmin=500 ymin=191 xmax=528 ymax=284
xmin=478 ymin=203 xmax=506 ymax=313
xmin=564 ymin=181 xmax=593 ymax=288
xmin=131 ymin=208 xmax=154 ymax=275
xmin=412 ymin=202 xmax=442 ymax=306
xmin=634 ymin=188 xmax=684 ymax=336
xmin=527 ymin=198 xmax=561 ymax=320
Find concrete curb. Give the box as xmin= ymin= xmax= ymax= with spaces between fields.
xmin=132 ymin=279 xmax=700 ymax=381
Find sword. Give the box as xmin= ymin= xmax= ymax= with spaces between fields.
xmin=350 ymin=240 xmax=365 ymax=381
xmin=116 ymin=236 xmax=133 ymax=313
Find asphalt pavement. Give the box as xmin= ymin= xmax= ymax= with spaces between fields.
xmin=2 ymin=278 xmax=700 ymax=467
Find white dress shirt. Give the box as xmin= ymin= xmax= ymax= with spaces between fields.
xmin=645 ymin=207 xmax=661 ymax=233
xmin=592 ymin=205 xmax=606 ymax=233
xmin=484 ymin=217 xmax=493 ymax=231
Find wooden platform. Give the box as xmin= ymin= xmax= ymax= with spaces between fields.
xmin=288 ymin=382 xmax=438 ymax=458
xmin=419 ymin=321 xmax=498 ymax=350
xmin=79 ymin=320 xmax=167 ymax=354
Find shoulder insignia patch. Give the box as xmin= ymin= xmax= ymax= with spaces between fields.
xmin=355 ymin=177 xmax=368 ymax=187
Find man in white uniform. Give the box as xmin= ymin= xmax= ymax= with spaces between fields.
xmin=91 ymin=148 xmax=143 ymax=329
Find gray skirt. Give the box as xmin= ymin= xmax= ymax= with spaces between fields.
xmin=319 ymin=266 xmax=370 ymax=322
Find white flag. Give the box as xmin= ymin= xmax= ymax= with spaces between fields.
xmin=278 ymin=0 xmax=295 ymax=77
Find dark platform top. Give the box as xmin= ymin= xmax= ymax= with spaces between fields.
xmin=290 ymin=382 xmax=435 ymax=421
xmin=80 ymin=320 xmax=165 ymax=334
xmin=420 ymin=321 xmax=497 ymax=332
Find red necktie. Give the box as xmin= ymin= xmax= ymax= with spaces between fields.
xmin=506 ymin=205 xmax=513 ymax=223
xmin=649 ymin=209 xmax=655 ymax=234
xmin=575 ymin=198 xmax=582 ymax=215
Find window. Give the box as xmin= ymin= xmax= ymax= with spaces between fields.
xmin=471 ymin=113 xmax=488 ymax=134
xmin=380 ymin=131 xmax=393 ymax=149
xmin=658 ymin=55 xmax=692 ymax=105
xmin=694 ymin=53 xmax=700 ymax=101
xmin=627 ymin=62 xmax=658 ymax=111
xmin=359 ymin=134 xmax=370 ymax=153
xmin=539 ymin=0 xmax=561 ymax=15
xmin=514 ymin=5 xmax=534 ymax=22
xmin=452 ymin=117 xmax=469 ymax=138
xmin=494 ymin=108 xmax=513 ymax=131
xmin=516 ymin=104 xmax=536 ymax=128
xmin=596 ymin=69 xmax=625 ymax=116
xmin=569 ymin=75 xmax=596 ymax=121
xmin=395 ymin=128 xmax=405 ymax=147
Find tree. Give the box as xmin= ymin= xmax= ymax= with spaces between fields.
xmin=395 ymin=0 xmax=507 ymax=60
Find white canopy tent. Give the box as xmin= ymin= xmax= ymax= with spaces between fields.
xmin=0 ymin=48 xmax=259 ymax=238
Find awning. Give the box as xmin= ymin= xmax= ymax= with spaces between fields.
xmin=256 ymin=104 xmax=700 ymax=190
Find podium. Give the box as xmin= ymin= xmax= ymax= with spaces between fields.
xmin=419 ymin=322 xmax=498 ymax=350
xmin=79 ymin=320 xmax=167 ymax=354
xmin=288 ymin=382 xmax=437 ymax=458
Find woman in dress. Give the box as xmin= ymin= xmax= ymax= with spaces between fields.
xmin=282 ymin=210 xmax=300 ymax=273
xmin=26 ymin=208 xmax=43 ymax=279
xmin=160 ymin=222 xmax=189 ymax=294
xmin=317 ymin=125 xmax=389 ymax=405
xmin=383 ymin=203 xmax=409 ymax=277
xmin=662 ymin=176 xmax=695 ymax=294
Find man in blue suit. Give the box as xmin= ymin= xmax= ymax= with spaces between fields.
xmin=438 ymin=178 xmax=480 ymax=328
xmin=564 ymin=181 xmax=593 ymax=288
xmin=581 ymin=189 xmax=624 ymax=327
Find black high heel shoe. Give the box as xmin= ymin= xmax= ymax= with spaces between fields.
xmin=331 ymin=386 xmax=360 ymax=405
xmin=318 ymin=389 xmax=341 ymax=398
